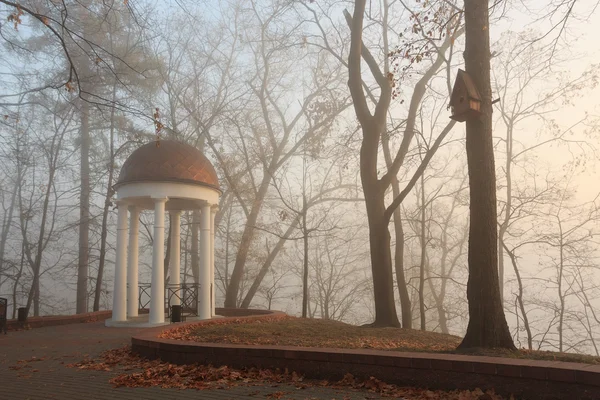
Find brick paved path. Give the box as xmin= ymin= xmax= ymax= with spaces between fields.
xmin=0 ymin=322 xmax=382 ymax=400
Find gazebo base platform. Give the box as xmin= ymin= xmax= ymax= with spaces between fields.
xmin=105 ymin=313 xmax=223 ymax=328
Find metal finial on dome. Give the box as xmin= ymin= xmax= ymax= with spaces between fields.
xmin=153 ymin=108 xmax=163 ymax=148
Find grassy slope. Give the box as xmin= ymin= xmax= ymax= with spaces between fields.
xmin=162 ymin=316 xmax=600 ymax=365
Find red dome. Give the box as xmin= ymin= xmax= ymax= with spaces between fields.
xmin=116 ymin=140 xmax=220 ymax=190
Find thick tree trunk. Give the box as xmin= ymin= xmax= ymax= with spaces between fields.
xmin=459 ymin=0 xmax=515 ymax=350
xmin=76 ymin=98 xmax=90 ymax=314
xmin=364 ymin=184 xmax=400 ymax=327
xmin=347 ymin=0 xmax=398 ymax=327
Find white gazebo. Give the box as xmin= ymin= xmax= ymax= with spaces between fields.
xmin=106 ymin=140 xmax=220 ymax=327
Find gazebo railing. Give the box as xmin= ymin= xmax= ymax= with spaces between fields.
xmin=167 ymin=283 xmax=200 ymax=317
xmin=136 ymin=283 xmax=200 ymax=317
xmin=138 ymin=283 xmax=152 ymax=311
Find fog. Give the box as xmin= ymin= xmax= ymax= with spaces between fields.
xmin=0 ymin=0 xmax=598 ymax=354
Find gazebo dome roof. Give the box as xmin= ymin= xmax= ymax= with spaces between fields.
xmin=116 ymin=140 xmax=220 ymax=191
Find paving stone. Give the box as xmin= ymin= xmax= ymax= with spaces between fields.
xmin=0 ymin=322 xmax=382 ymax=399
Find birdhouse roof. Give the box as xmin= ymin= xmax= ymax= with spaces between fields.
xmin=450 ymin=69 xmax=481 ymax=103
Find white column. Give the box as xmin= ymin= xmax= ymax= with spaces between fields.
xmin=112 ymin=201 xmax=128 ymax=322
xmin=210 ymin=207 xmax=217 ymax=316
xmin=169 ymin=211 xmax=181 ymax=306
xmin=127 ymin=206 xmax=140 ymax=318
xmin=198 ymin=204 xmax=211 ymax=319
xmin=150 ymin=197 xmax=168 ymax=324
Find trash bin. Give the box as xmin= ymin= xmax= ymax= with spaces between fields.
xmin=17 ymin=307 xmax=28 ymax=322
xmin=171 ymin=305 xmax=182 ymax=323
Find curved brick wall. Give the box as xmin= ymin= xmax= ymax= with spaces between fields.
xmin=131 ymin=310 xmax=600 ymax=400
xmin=6 ymin=310 xmax=112 ymax=331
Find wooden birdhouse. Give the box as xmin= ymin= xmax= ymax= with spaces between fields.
xmin=449 ymin=69 xmax=482 ymax=122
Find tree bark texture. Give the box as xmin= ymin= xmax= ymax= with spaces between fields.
xmin=93 ymin=85 xmax=117 ymax=311
xmin=363 ymin=181 xmax=401 ymax=327
xmin=419 ymin=175 xmax=427 ymax=331
xmin=224 ymin=177 xmax=270 ymax=308
xmin=76 ymin=98 xmax=90 ymax=314
xmin=347 ymin=0 xmax=400 ymax=327
xmin=302 ymin=208 xmax=309 ymax=318
xmin=459 ymin=0 xmax=515 ymax=349
xmin=391 ymin=181 xmax=412 ymax=328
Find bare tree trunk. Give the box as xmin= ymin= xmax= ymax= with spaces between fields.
xmin=93 ymin=84 xmax=117 ymax=311
xmin=33 ymin=282 xmax=39 ymax=316
xmin=498 ymin=238 xmax=505 ymax=305
xmin=558 ymin=223 xmax=565 ymax=352
xmin=426 ymin=172 xmax=467 ymax=334
xmin=347 ymin=0 xmax=399 ymax=327
xmin=498 ymin=119 xmax=514 ymax=306
xmin=427 ymin=273 xmax=449 ymax=334
xmin=12 ymin=245 xmax=25 ymax=319
xmin=302 ymin=208 xmax=309 ymax=318
xmin=224 ymin=206 xmax=232 ymax=291
xmin=76 ymin=97 xmax=90 ymax=314
xmin=503 ymin=243 xmax=533 ymax=349
xmin=240 ymin=218 xmax=300 ymax=308
xmin=23 ymin=130 xmax=65 ymax=317
xmin=12 ymin=138 xmax=27 ymax=319
xmin=427 ymin=246 xmax=448 ymax=334
xmin=0 ymin=178 xmax=18 ymax=290
xmin=345 ymin=0 xmax=459 ymax=327
xmin=419 ymin=175 xmax=427 ymax=331
xmin=390 ymin=180 xmax=412 ymax=328
xmin=364 ymin=185 xmax=400 ymax=327
xmin=225 ymin=177 xmax=270 ymax=307
xmin=459 ymin=0 xmax=515 ymax=350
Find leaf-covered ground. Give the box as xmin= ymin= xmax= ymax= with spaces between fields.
xmin=161 ymin=316 xmax=600 ymax=364
xmin=160 ymin=316 xmax=462 ymax=352
xmin=67 ymin=346 xmax=506 ymax=399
